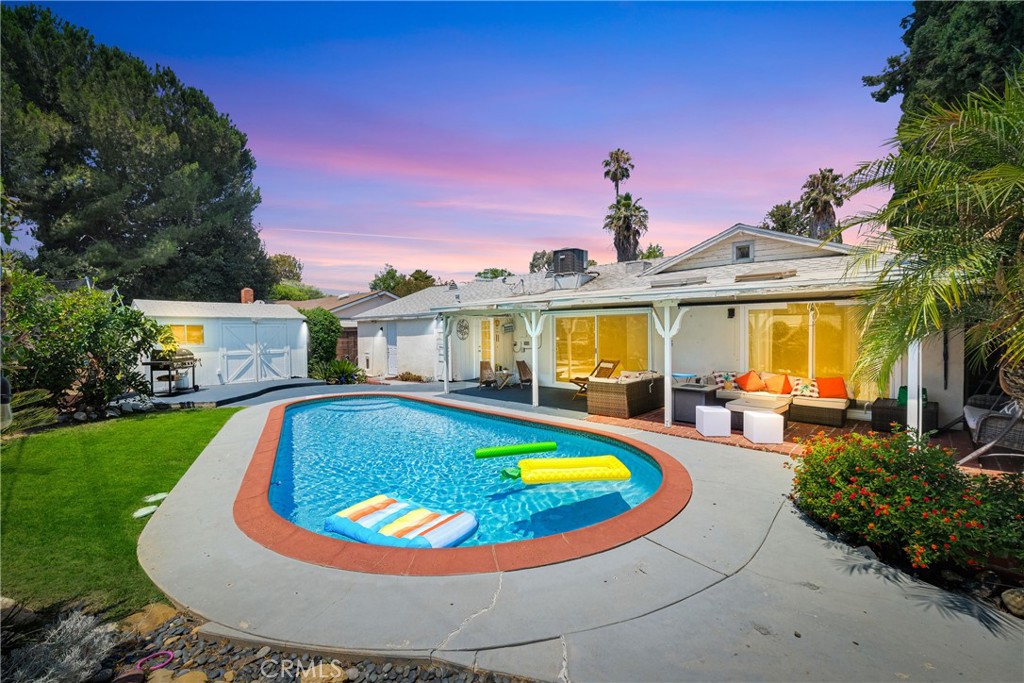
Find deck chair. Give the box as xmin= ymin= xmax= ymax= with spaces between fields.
xmin=479 ymin=361 xmax=496 ymax=388
xmin=515 ymin=360 xmax=533 ymax=390
xmin=571 ymin=359 xmax=619 ymax=400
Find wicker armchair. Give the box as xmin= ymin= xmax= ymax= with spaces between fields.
xmin=964 ymin=394 xmax=1024 ymax=452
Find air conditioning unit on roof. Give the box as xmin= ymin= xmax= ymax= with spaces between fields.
xmin=552 ymin=248 xmax=588 ymax=274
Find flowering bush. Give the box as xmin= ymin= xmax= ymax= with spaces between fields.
xmin=791 ymin=429 xmax=1024 ymax=570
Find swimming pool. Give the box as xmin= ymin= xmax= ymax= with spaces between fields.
xmin=234 ymin=394 xmax=692 ymax=574
xmin=269 ymin=396 xmax=662 ymax=546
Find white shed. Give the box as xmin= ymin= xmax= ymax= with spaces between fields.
xmin=133 ymin=299 xmax=308 ymax=386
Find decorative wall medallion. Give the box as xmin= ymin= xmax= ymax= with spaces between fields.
xmin=456 ymin=319 xmax=470 ymax=340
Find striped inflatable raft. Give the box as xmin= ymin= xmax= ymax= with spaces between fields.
xmin=324 ymin=494 xmax=478 ymax=548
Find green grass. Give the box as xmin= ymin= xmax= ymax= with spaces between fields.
xmin=0 ymin=408 xmax=241 ymax=616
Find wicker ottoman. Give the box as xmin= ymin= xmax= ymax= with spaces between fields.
xmin=870 ymin=398 xmax=938 ymax=432
xmin=586 ymin=376 xmax=665 ymax=418
xmin=789 ymin=397 xmax=849 ymax=427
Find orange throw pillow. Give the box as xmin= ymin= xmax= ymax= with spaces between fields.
xmin=762 ymin=373 xmax=792 ymax=395
xmin=735 ymin=370 xmax=766 ymax=392
xmin=816 ymin=376 xmax=847 ymax=399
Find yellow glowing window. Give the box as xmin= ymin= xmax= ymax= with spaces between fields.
xmin=814 ymin=303 xmax=879 ymax=402
xmin=555 ymin=316 xmax=596 ymax=382
xmin=170 ymin=324 xmax=205 ymax=346
xmin=748 ymin=304 xmax=809 ymax=378
xmin=480 ymin=319 xmax=493 ymax=365
xmin=597 ymin=314 xmax=649 ymax=375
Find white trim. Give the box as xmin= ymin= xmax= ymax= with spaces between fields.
xmin=548 ymin=309 xmax=655 ymax=389
xmin=732 ymin=240 xmax=754 ymax=263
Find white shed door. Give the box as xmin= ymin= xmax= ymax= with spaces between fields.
xmin=257 ymin=323 xmax=290 ymax=380
xmin=385 ymin=323 xmax=398 ymax=376
xmin=223 ymin=323 xmax=258 ymax=383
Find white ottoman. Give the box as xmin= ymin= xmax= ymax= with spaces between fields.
xmin=695 ymin=405 xmax=731 ymax=437
xmin=743 ymin=411 xmax=784 ymax=444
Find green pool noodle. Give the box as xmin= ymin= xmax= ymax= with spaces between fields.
xmin=475 ymin=441 xmax=557 ymax=458
xmin=500 ymin=466 xmax=522 ymax=480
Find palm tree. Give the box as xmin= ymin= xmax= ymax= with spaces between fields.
xmin=602 ymin=149 xmax=634 ymax=198
xmin=846 ymin=69 xmax=1024 ymax=409
xmin=799 ymin=168 xmax=848 ymax=242
xmin=603 ymin=193 xmax=649 ymax=262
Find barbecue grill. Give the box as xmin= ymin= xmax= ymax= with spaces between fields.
xmin=143 ymin=348 xmax=200 ymax=395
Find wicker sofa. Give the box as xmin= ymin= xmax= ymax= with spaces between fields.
xmin=711 ymin=370 xmax=849 ymax=427
xmin=963 ymin=394 xmax=1024 ymax=451
xmin=586 ymin=373 xmax=664 ymax=419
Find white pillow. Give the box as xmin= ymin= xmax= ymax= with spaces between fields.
xmin=791 ymin=377 xmax=819 ymax=398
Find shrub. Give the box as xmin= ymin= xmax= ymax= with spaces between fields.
xmin=1 ymin=610 xmax=120 ymax=683
xmin=301 ymin=307 xmax=342 ymax=365
xmin=395 ymin=371 xmax=425 ymax=382
xmin=309 ymin=358 xmax=365 ymax=384
xmin=1 ymin=256 xmax=169 ymax=411
xmin=791 ymin=429 xmax=1024 ymax=570
xmin=270 ymin=279 xmax=324 ymax=301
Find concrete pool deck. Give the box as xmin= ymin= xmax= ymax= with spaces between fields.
xmin=139 ymin=390 xmax=1024 ymax=682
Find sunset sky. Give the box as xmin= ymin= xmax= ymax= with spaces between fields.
xmin=40 ymin=1 xmax=910 ymax=293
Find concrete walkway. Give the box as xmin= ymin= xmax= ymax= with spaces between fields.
xmin=139 ymin=388 xmax=1023 ymax=682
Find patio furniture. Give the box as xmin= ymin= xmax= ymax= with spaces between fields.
xmin=585 ymin=374 xmax=663 ymax=418
xmin=870 ymin=398 xmax=938 ymax=432
xmin=744 ymin=411 xmax=784 ymax=444
xmin=515 ymin=360 xmax=533 ymax=390
xmin=725 ymin=396 xmax=789 ymax=431
xmin=789 ymin=397 xmax=849 ymax=427
xmin=143 ymin=348 xmax=200 ymax=396
xmin=695 ymin=405 xmax=731 ymax=437
xmin=479 ymin=361 xmax=496 ymax=388
xmin=571 ymin=359 xmax=619 ymax=400
xmin=495 ymin=369 xmax=517 ymax=390
xmin=963 ymin=394 xmax=1024 ymax=451
xmin=673 ymin=384 xmax=718 ymax=424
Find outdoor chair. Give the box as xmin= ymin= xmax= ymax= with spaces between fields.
xmin=479 ymin=361 xmax=497 ymax=388
xmin=571 ymin=359 xmax=619 ymax=400
xmin=516 ymin=360 xmax=533 ymax=390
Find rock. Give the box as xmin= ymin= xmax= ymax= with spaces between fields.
xmin=382 ymin=663 xmax=392 ymax=674
xmin=121 ymin=403 xmax=135 ymax=414
xmin=123 ymin=604 xmax=177 ymax=635
xmin=87 ymin=411 xmax=98 ymax=420
xmin=853 ymin=545 xmax=878 ymax=561
xmin=105 ymin=408 xmax=121 ymax=419
xmin=223 ymin=672 xmax=235 ymax=683
xmin=73 ymin=411 xmax=88 ymax=422
xmin=346 ymin=667 xmax=361 ymax=680
xmin=940 ymin=570 xmax=966 ymax=584
xmin=147 ymin=671 xmax=174 ymax=683
xmin=173 ymin=672 xmax=207 ymax=683
xmin=139 ymin=402 xmax=155 ymax=412
xmin=0 ymin=596 xmax=38 ymax=627
xmin=256 ymin=645 xmax=271 ymax=658
xmin=1002 ymin=588 xmax=1024 ymax=617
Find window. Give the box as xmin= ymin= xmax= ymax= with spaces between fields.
xmin=733 ymin=241 xmax=754 ymax=263
xmin=480 ymin=319 xmax=493 ymax=365
xmin=554 ymin=313 xmax=649 ymax=382
xmin=170 ymin=324 xmax=204 ymax=346
xmin=746 ymin=302 xmax=880 ymax=403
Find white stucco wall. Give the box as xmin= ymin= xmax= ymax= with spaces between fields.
xmin=357 ymin=317 xmax=443 ymax=379
xmin=672 ymin=305 xmax=743 ymax=378
xmin=895 ymin=330 xmax=966 ymax=428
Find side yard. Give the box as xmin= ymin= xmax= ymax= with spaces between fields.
xmin=0 ymin=408 xmax=240 ymax=615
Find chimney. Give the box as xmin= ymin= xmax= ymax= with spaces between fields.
xmin=241 ymin=287 xmax=254 ymax=304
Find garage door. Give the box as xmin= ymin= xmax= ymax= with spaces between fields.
xmin=223 ymin=322 xmax=291 ymax=383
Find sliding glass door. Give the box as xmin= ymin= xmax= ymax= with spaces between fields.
xmin=554 ymin=313 xmax=649 ymax=383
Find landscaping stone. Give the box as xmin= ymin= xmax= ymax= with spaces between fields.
xmin=74 ymin=411 xmax=88 ymax=422
xmin=1002 ymin=588 xmax=1024 ymax=617
xmin=0 ymin=596 xmax=38 ymax=626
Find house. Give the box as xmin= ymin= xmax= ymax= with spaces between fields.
xmin=133 ymin=289 xmax=308 ymax=386
xmin=280 ymin=291 xmax=398 ymax=361
xmin=353 ymin=225 xmax=963 ymax=429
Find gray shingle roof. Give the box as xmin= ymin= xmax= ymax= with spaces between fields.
xmin=133 ymin=299 xmax=307 ymax=320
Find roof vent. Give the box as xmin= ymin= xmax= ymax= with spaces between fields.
xmin=734 ymin=267 xmax=797 ymax=283
xmin=552 ymin=248 xmax=588 ymax=274
xmin=448 ymin=282 xmax=458 ymax=290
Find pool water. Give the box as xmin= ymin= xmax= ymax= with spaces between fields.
xmin=269 ymin=396 xmax=662 ymax=546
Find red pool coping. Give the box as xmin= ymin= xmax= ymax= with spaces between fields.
xmin=233 ymin=393 xmax=693 ymax=576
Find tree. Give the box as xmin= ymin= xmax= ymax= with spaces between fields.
xmin=302 ymin=308 xmax=342 ymax=365
xmin=799 ymin=169 xmax=848 ymax=242
xmin=369 ymin=264 xmax=441 ymax=297
xmin=1 ymin=254 xmax=169 ymax=410
xmin=639 ymin=243 xmax=664 ymax=259
xmin=603 ymin=193 xmax=649 ymax=262
xmin=269 ymin=254 xmax=303 ymax=282
xmin=759 ymin=201 xmax=809 ymax=237
xmin=528 ymin=250 xmax=553 ymax=273
xmin=863 ymin=2 xmax=1024 ymax=119
xmin=475 ymin=267 xmax=514 ymax=279
xmin=369 ymin=264 xmax=405 ymax=294
xmin=270 ymin=280 xmax=324 ymax=301
xmin=0 ymin=5 xmax=275 ymax=301
xmin=602 ymin=149 xmax=634 ymax=198
xmin=395 ymin=269 xmax=439 ymax=297
xmin=847 ymin=70 xmax=1024 ymax=404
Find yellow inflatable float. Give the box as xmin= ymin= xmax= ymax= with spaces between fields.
xmin=502 ymin=455 xmax=631 ymax=485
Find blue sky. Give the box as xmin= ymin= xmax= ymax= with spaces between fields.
xmin=30 ymin=1 xmax=911 ymax=292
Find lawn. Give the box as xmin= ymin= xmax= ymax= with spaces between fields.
xmin=0 ymin=408 xmax=241 ymax=615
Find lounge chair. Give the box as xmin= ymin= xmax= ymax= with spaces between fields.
xmin=516 ymin=360 xmax=533 ymax=390
xmin=479 ymin=361 xmax=496 ymax=388
xmin=571 ymin=359 xmax=619 ymax=400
